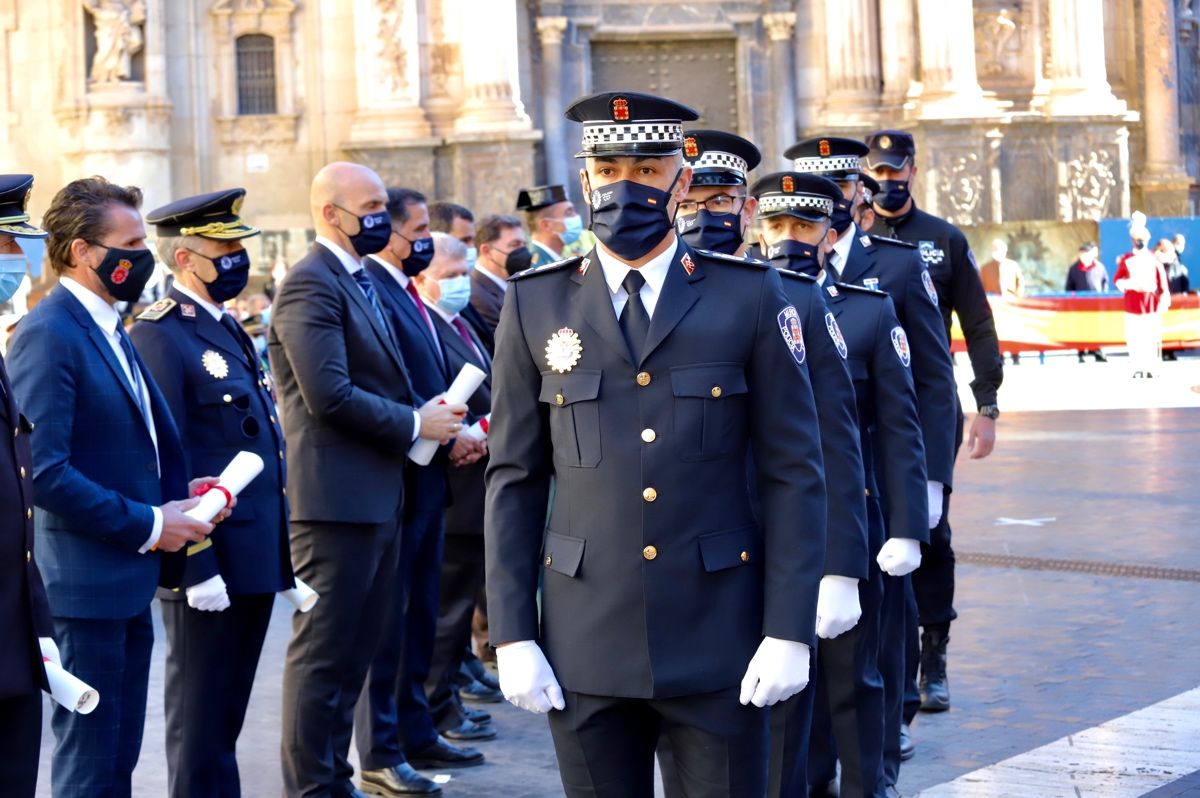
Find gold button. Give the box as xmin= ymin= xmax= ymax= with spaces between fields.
xmin=19 ymin=466 xmax=26 ymax=478
xmin=544 ymin=555 xmax=553 ymax=567
xmin=641 ymin=428 xmax=656 ymax=443
xmin=26 ymin=507 xmax=32 ymax=520
xmin=740 ymin=551 xmax=750 ymax=563
xmin=555 ymin=393 xmax=565 ymax=406
xmin=26 ymin=549 xmax=31 ymax=563
xmin=711 ymin=386 xmax=722 ymax=398
xmin=262 ymin=378 xmax=269 ymax=387
xmin=864 ymin=488 xmax=871 ymax=497
xmin=282 ymin=488 xmax=287 ymax=496
xmin=636 ymin=371 xmax=652 ymax=387
xmin=222 ymin=394 xmax=232 ymax=403
xmin=12 ymin=427 xmax=17 ymax=437
xmin=278 ymin=451 xmax=284 ymax=460
xmin=642 ymin=487 xmax=657 ymax=502
xmin=643 ymin=545 xmax=658 ymax=561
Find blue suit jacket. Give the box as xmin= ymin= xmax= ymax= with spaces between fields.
xmin=7 ymin=284 xmax=189 ymax=619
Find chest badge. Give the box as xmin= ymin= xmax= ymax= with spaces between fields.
xmin=863 ymin=278 xmax=880 ymax=291
xmin=202 ymin=350 xmax=230 ymax=379
xmin=545 ymin=327 xmax=583 ymax=373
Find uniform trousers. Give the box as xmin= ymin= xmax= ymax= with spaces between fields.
xmin=280 ymin=518 xmax=402 ymax=798
xmin=0 ymin=690 xmax=43 ymax=798
xmin=425 ymin=534 xmax=486 ymax=731
xmin=162 ymin=592 xmax=274 ymax=798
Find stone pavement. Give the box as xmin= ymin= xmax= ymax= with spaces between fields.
xmin=36 ymin=407 xmax=1200 ymax=796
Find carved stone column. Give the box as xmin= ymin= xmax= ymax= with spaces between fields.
xmin=1133 ymin=0 xmax=1191 ymax=214
xmin=879 ymin=0 xmax=917 ymax=112
xmin=1044 ymin=0 xmax=1125 ymax=116
xmin=822 ymin=0 xmax=881 ymax=124
xmin=346 ymin=0 xmax=433 ymax=145
xmin=454 ymin=0 xmax=531 ymax=134
xmin=536 ymin=16 xmax=569 ymax=188
xmin=914 ymin=0 xmax=999 ymax=118
xmin=763 ymin=11 xmax=797 ymax=166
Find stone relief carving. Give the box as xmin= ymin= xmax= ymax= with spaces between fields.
xmin=375 ymin=0 xmax=409 ymax=94
xmin=83 ymin=0 xmax=145 ymax=83
xmin=427 ymin=0 xmax=459 ymax=98
xmin=936 ymin=152 xmax=986 ymax=226
xmin=1059 ymin=149 xmax=1116 ymax=222
xmin=980 ymin=9 xmax=1018 ymax=76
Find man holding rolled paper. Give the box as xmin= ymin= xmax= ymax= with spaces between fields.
xmin=129 ymin=188 xmax=294 ymax=798
xmin=7 ymin=177 xmax=223 ymax=798
xmin=270 ymin=162 xmax=468 ymax=798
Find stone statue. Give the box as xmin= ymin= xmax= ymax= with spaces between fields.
xmin=83 ymin=0 xmax=146 ymax=84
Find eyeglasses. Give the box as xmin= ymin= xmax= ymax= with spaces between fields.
xmin=677 ymin=194 xmax=745 ymax=216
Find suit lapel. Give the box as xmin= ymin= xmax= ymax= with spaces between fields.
xmin=838 ymin=233 xmax=874 ymax=286
xmin=176 ymin=289 xmax=246 ymax=364
xmin=57 ymin=287 xmax=145 ymax=413
xmin=473 ymin=268 xmax=505 ymax=317
xmin=639 ymin=242 xmax=703 ymax=365
xmin=823 ymin=282 xmax=848 ymax=319
xmin=367 ymin=258 xmax=444 ymax=366
xmin=318 ymin=249 xmax=407 ymax=374
xmin=572 ymin=247 xmax=633 ymax=367
xmin=433 ymin=314 xmax=491 ymax=389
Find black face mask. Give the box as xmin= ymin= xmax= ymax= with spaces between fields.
xmin=1132 ymin=239 xmax=1146 ymax=251
xmin=830 ymin=198 xmax=855 ymax=236
xmin=397 ymin=233 xmax=434 ymax=276
xmin=676 ymin=209 xmax=743 ymax=256
xmin=336 ymin=206 xmax=392 ymax=257
xmin=587 ymin=171 xmax=681 ymax=261
xmin=90 ymin=244 xmax=156 ymax=302
xmin=191 ymin=247 xmax=251 ymax=303
xmin=497 ymin=245 xmax=533 ymax=276
xmin=874 ymin=180 xmax=911 ymax=213
xmin=766 ymin=239 xmax=822 ymax=278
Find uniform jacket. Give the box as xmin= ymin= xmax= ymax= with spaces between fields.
xmin=821 ymin=281 xmax=928 ymax=547
xmin=130 ymin=287 xmax=292 ymax=595
xmin=838 ymin=228 xmax=958 ymax=486
xmin=267 ymin=244 xmax=417 ymax=524
xmin=470 ymin=267 xmax=506 ymax=336
xmin=7 ymin=284 xmax=188 ymax=619
xmin=777 ymin=270 xmax=869 ymax=580
xmin=1065 ymin=260 xmax=1109 ymax=293
xmin=870 ymin=207 xmax=1004 ymax=410
xmin=530 ymin=240 xmax=562 ymax=269
xmin=0 ymin=357 xmax=52 ymax=697
xmin=485 ymin=241 xmax=827 ymax=699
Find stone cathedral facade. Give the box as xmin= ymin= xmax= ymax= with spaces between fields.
xmin=0 ymin=0 xmax=1195 ymax=271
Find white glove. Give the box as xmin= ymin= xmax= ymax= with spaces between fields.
xmin=739 ymin=636 xmax=811 ymax=708
xmin=877 ymin=537 xmax=923 ymax=577
xmin=927 ymin=481 xmax=944 ymax=529
xmin=815 ymin=575 xmax=861 ymax=639
xmin=186 ymin=574 xmax=231 ymax=612
xmin=39 ymin=637 xmax=61 ymax=666
xmin=496 ymin=640 xmax=565 ymax=714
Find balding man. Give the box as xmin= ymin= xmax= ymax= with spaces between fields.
xmin=271 ymin=162 xmax=467 ymax=798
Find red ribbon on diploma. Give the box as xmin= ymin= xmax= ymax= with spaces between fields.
xmin=479 ymin=418 xmax=489 ymax=435
xmin=195 ymin=482 xmax=234 ymax=508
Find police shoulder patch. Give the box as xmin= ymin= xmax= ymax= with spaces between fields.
xmin=136 ymin=297 xmax=177 ymax=321
xmin=891 ymin=326 xmax=912 ymax=367
xmin=777 ymin=268 xmax=817 ymax=285
xmin=868 ymin=234 xmax=916 ymax=249
xmin=694 ymin=248 xmax=768 ymax=268
xmin=920 ymin=269 xmax=939 ymax=306
xmin=825 ymin=311 xmax=848 ymax=359
xmin=778 ymin=305 xmax=806 ymax=365
xmin=508 ymin=256 xmax=582 ymax=282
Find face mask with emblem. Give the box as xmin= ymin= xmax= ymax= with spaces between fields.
xmin=830 ymin=198 xmax=855 ymax=236
xmin=766 ymin=239 xmax=822 ymax=278
xmin=587 ymin=171 xmax=682 ymax=262
xmin=677 ymin=209 xmax=743 ymax=256
xmin=434 ymin=274 xmax=472 ymax=316
xmin=874 ymin=180 xmax=911 ymax=213
xmin=398 ymin=233 xmax=435 ymax=276
xmin=0 ymin=253 xmax=28 ymax=303
xmin=90 ymin=243 xmax=156 ymax=302
xmin=190 ymin=246 xmax=251 ymax=303
xmin=336 ymin=206 xmax=392 ymax=257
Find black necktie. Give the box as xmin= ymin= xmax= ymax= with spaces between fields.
xmin=619 ymin=270 xmax=650 ymax=362
xmin=117 ymin=327 xmax=149 ymax=423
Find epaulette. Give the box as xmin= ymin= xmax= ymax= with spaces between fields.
xmin=835 ymin=281 xmax=888 ymax=297
xmin=865 ymin=233 xmax=916 ymax=249
xmin=694 ymin=248 xmax=768 ymax=268
xmin=778 ymin=269 xmax=818 ymax=284
xmin=136 ymin=297 xmax=177 ymax=321
xmin=508 ymin=256 xmax=581 ymax=282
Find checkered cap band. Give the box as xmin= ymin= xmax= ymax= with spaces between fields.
xmin=582 ymin=121 xmax=684 ymax=148
xmin=792 ymin=155 xmax=862 ymax=174
xmin=758 ymin=194 xmax=834 ymax=216
xmin=692 ymin=151 xmax=749 ymax=177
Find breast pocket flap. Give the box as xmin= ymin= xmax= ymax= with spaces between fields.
xmin=542 ymin=531 xmax=586 ymax=577
xmin=670 ymin=365 xmax=748 ymax=399
xmin=539 ymin=370 xmax=602 ymax=407
xmin=698 ymin=525 xmax=760 ymax=573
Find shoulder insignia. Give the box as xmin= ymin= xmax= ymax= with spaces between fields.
xmin=825 ymin=311 xmax=848 ymax=359
xmin=860 ymin=235 xmax=872 ymax=248
xmin=180 ymin=303 xmax=197 ymax=318
xmin=777 ymin=305 xmax=805 ymax=365
xmin=868 ymin=234 xmax=916 ymax=249
xmin=694 ymin=248 xmax=769 ymax=268
xmin=891 ymin=326 xmax=912 ymax=367
xmin=862 ymin=277 xmax=881 ymax=291
xmin=508 ymin=256 xmax=581 ymax=282
xmin=835 ymin=281 xmax=887 ymax=297
xmin=136 ymin=297 xmax=177 ymax=321
xmin=778 ymin=269 xmax=817 ymax=284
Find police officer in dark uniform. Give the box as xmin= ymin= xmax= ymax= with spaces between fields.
xmin=753 ymin=173 xmax=930 ymax=798
xmin=485 ymin=90 xmax=828 ymax=797
xmin=517 ymin=185 xmax=581 ymax=269
xmin=130 ymin=188 xmax=293 ymax=798
xmin=675 ymin=129 xmax=762 ymax=257
xmin=862 ymin=131 xmax=1003 ymax=725
xmin=0 ymin=175 xmax=56 ymax=798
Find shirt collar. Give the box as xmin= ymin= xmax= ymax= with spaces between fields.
xmin=832 ymin=223 xmax=856 ymax=263
xmin=477 ymin=265 xmax=508 ymax=293
xmin=316 ymin=235 xmax=365 ymax=275
xmin=533 ymin=239 xmax=561 ymax=261
xmin=368 ymin=253 xmax=410 ymax=289
xmin=60 ymin=276 xmax=121 ymax=336
xmin=426 ymin=299 xmax=458 ymax=325
xmin=596 ymin=236 xmax=678 ymax=298
xmin=173 ymin=283 xmax=225 ymax=321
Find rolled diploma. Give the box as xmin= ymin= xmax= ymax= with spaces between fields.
xmin=408 ymin=363 xmax=487 ymax=466
xmin=281 ymin=577 xmax=319 ymax=612
xmin=184 ymin=451 xmax=265 ymax=523
xmin=44 ymin=659 xmax=99 ymax=714
xmin=463 ymin=413 xmax=491 ymax=441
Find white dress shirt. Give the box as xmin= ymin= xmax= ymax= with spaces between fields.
xmin=829 ymin=224 xmax=856 ymax=279
xmin=595 ymin=236 xmax=678 ymax=320
xmin=60 ymin=277 xmax=163 ymax=552
xmin=477 ymin=264 xmax=509 ymax=294
xmin=315 ymin=237 xmax=422 ymax=442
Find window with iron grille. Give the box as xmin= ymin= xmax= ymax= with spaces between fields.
xmin=236 ymin=34 xmax=277 ymax=116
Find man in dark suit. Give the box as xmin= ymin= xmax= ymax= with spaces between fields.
xmin=485 ymin=91 xmax=828 ymax=796
xmin=7 ymin=176 xmax=219 ymax=798
xmin=130 ymin=188 xmax=293 ymax=798
xmin=429 ymin=202 xmax=493 ymax=355
xmin=469 ymin=214 xmax=529 ymax=336
xmin=270 ymin=162 xmax=467 ymax=798
xmin=0 ymin=174 xmax=56 ymax=798
xmin=356 ymin=188 xmax=487 ymax=798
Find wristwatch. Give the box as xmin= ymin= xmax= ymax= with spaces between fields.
xmin=977 ymin=404 xmax=1000 ymax=420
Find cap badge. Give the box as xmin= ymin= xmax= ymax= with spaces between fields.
xmin=879 ymin=135 xmax=893 ymax=150
xmin=781 ymin=175 xmax=795 ymax=193
xmin=545 ymin=327 xmax=583 ymax=374
xmin=231 ymin=195 xmax=244 ymax=216
xmin=819 ymin=140 xmax=831 ymax=157
xmin=202 ymin=350 xmax=230 ymax=380
xmin=110 ymin=259 xmax=132 ymax=284
xmin=683 ymin=137 xmax=700 ymax=158
xmin=611 ymin=97 xmax=630 ymax=122
xmin=681 ymin=253 xmax=696 ymax=276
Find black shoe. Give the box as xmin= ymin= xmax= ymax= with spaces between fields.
xmin=442 ymin=718 xmax=497 ymax=741
xmin=1164 ymin=350 xmax=1178 ymax=361
xmin=1078 ymin=351 xmax=1087 ymax=363
xmin=407 ymin=736 xmax=485 ymax=770
xmin=461 ymin=701 xmax=491 ymax=723
xmin=900 ymin=722 xmax=915 ymax=761
xmin=359 ymin=763 xmax=442 ymax=796
xmin=465 ymin=657 xmax=501 ymax=691
xmin=919 ymin=625 xmax=951 ymax=712
xmin=1093 ymin=351 xmax=1108 ymax=362
xmin=808 ymin=778 xmax=839 ymax=797
xmin=460 ymin=677 xmax=503 ymax=703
